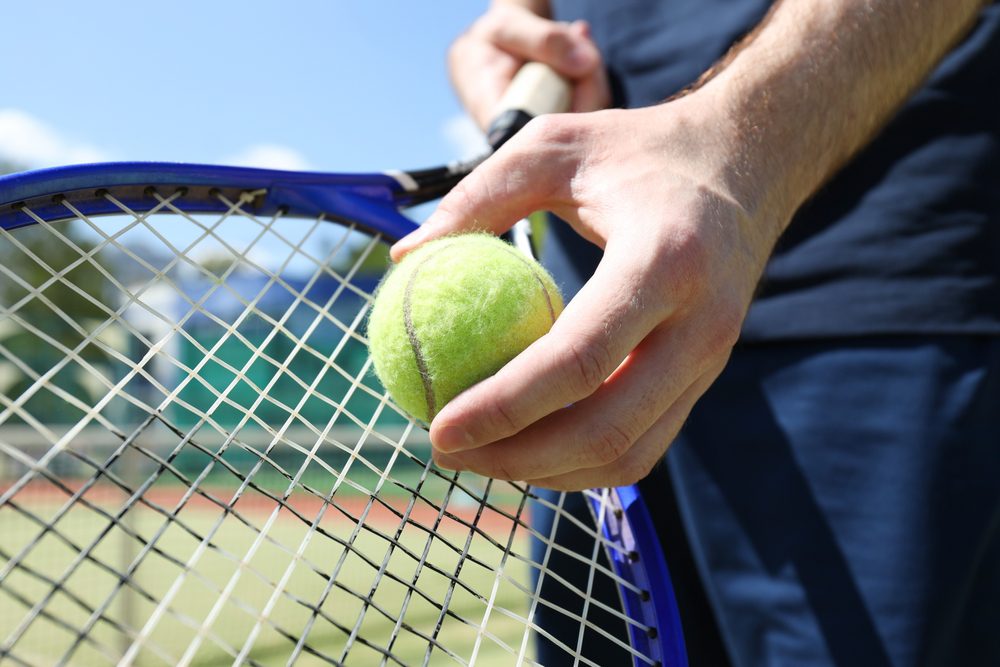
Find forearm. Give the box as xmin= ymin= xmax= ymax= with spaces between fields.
xmin=696 ymin=0 xmax=986 ymax=233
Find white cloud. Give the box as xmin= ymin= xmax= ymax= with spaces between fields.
xmin=441 ymin=114 xmax=489 ymax=161
xmin=220 ymin=144 xmax=311 ymax=171
xmin=0 ymin=109 xmax=109 ymax=168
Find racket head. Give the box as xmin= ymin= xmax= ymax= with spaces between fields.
xmin=0 ymin=162 xmax=686 ymax=666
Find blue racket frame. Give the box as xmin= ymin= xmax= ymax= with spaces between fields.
xmin=0 ymin=162 xmax=419 ymax=238
xmin=0 ymin=161 xmax=688 ymax=667
xmin=590 ymin=487 xmax=688 ymax=667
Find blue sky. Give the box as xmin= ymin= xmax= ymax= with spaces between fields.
xmin=0 ymin=1 xmax=489 ymax=173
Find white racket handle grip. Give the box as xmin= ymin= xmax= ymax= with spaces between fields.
xmin=487 ymin=63 xmax=572 ymax=149
xmin=497 ymin=62 xmax=572 ymax=118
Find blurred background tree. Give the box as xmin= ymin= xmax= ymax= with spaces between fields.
xmin=0 ymin=161 xmax=117 ymax=424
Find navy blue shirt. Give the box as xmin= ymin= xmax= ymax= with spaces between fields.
xmin=549 ymin=0 xmax=1000 ymax=341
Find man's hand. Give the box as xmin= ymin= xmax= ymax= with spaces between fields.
xmin=394 ymin=0 xmax=985 ymax=491
xmin=450 ymin=2 xmax=610 ymax=130
xmin=392 ymin=94 xmax=776 ymax=491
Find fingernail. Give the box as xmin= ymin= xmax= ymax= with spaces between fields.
xmin=434 ymin=452 xmax=464 ymax=471
xmin=433 ymin=423 xmax=476 ymax=453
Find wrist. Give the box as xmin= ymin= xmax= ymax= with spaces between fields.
xmin=699 ymin=61 xmax=826 ymax=239
xmin=642 ymin=89 xmax=791 ymax=257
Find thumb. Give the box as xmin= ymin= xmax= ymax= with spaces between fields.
xmin=481 ymin=7 xmax=601 ymax=79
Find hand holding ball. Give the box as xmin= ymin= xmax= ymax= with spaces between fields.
xmin=367 ymin=233 xmax=563 ymax=423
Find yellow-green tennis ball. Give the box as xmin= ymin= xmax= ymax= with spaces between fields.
xmin=367 ymin=233 xmax=563 ymax=423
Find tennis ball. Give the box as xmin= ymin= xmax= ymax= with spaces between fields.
xmin=367 ymin=233 xmax=563 ymax=423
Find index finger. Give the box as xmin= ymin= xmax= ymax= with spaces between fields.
xmin=430 ymin=239 xmax=670 ymax=452
xmin=390 ymin=123 xmax=570 ymax=262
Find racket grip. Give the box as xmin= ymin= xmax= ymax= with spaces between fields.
xmin=487 ymin=62 xmax=572 ymax=150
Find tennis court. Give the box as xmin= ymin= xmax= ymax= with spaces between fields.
xmin=1 ymin=429 xmax=538 ymax=666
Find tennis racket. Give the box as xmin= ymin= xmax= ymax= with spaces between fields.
xmin=0 ymin=64 xmax=687 ymax=666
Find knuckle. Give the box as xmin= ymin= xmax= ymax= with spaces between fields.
xmin=437 ymin=183 xmax=471 ymax=219
xmin=436 ymin=177 xmax=492 ymax=228
xmin=712 ymin=300 xmax=745 ymax=351
xmin=470 ymin=9 xmax=501 ymax=37
xmin=488 ymin=457 xmax=518 ymax=482
xmin=501 ymin=116 xmax=585 ymax=197
xmin=612 ymin=454 xmax=660 ymax=487
xmin=562 ymin=337 xmax=613 ymax=396
xmin=476 ymin=394 xmax=522 ymax=440
xmin=697 ymin=296 xmax=745 ymax=359
xmin=539 ymin=25 xmax=572 ymax=59
xmin=472 ymin=5 xmax=524 ymax=44
xmin=581 ymin=421 xmax=634 ymax=466
xmin=520 ymin=114 xmax=577 ymax=146
xmin=668 ymin=226 xmax=714 ymax=289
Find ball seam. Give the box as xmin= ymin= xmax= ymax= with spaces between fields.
xmin=399 ymin=236 xmax=558 ymax=422
xmin=401 ymin=241 xmax=457 ymax=421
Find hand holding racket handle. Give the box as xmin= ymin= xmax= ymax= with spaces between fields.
xmin=487 ymin=62 xmax=572 ymax=149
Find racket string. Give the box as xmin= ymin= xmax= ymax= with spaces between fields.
xmin=2 ymin=194 xmax=382 ymax=664
xmin=114 ymin=208 xmax=398 ymax=664
xmin=0 ymin=190 xmax=663 ymax=666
